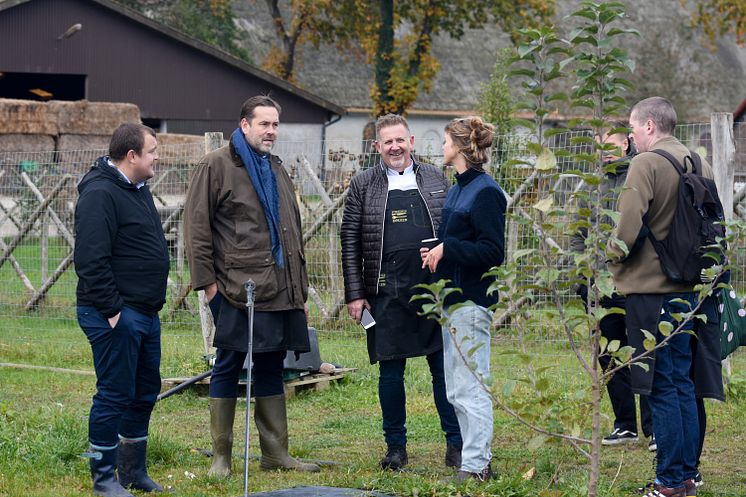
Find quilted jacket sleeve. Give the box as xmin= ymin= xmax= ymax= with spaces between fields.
xmin=341 ymin=175 xmax=366 ymax=303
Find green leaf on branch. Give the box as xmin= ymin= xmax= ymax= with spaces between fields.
xmin=658 ymin=320 xmax=674 ymax=337
xmin=503 ymin=379 xmax=517 ymax=397
xmin=512 ymin=248 xmax=537 ymax=261
xmin=599 ymin=336 xmax=608 ymax=353
xmin=535 ymin=147 xmax=557 ymax=171
xmin=615 ymin=345 xmax=634 ymax=363
xmin=633 ymin=362 xmax=650 ymax=372
xmin=537 ymin=268 xmax=560 ymax=285
xmin=527 ymin=434 xmax=549 ymax=450
xmin=595 ymin=274 xmax=615 ymax=298
xmin=642 ymin=329 xmax=657 ymax=351
xmin=533 ymin=197 xmax=554 ymax=213
xmin=536 ymin=378 xmax=550 ymax=392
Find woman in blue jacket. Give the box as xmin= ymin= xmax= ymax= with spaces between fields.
xmin=421 ymin=116 xmax=506 ymax=482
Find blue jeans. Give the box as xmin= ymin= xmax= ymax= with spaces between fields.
xmin=442 ymin=304 xmax=493 ymax=473
xmin=77 ymin=305 xmax=161 ymax=448
xmin=649 ymin=292 xmax=699 ymax=489
xmin=378 ymin=351 xmax=462 ymax=447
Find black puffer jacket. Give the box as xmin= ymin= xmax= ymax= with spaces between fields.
xmin=341 ymin=160 xmax=449 ymax=302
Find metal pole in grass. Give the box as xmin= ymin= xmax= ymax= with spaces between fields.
xmin=243 ymin=279 xmax=256 ymax=497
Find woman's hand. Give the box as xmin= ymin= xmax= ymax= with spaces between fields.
xmin=421 ymin=243 xmax=444 ymax=272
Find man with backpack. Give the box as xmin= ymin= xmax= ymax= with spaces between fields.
xmin=608 ymin=97 xmax=724 ymax=497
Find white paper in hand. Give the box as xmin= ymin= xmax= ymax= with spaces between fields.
xmin=361 ymin=308 xmax=376 ymax=330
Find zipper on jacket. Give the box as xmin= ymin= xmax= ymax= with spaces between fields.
xmin=375 ymin=166 xmax=389 ymax=297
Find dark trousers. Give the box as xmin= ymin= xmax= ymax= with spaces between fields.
xmin=209 ymin=348 xmax=285 ymax=398
xmin=78 ymin=305 xmax=161 ymax=447
xmin=696 ymin=397 xmax=706 ymax=468
xmin=627 ymin=292 xmax=700 ymax=488
xmin=599 ymin=311 xmax=652 ymax=437
xmin=378 ymin=350 xmax=462 ymax=447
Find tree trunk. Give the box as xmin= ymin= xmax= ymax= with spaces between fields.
xmin=373 ymin=0 xmax=394 ymax=116
xmin=588 ymin=330 xmax=601 ymax=497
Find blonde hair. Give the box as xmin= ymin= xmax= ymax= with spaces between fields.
xmin=444 ymin=116 xmax=495 ymax=170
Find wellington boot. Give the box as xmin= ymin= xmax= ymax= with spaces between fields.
xmin=208 ymin=397 xmax=236 ymax=477
xmin=118 ymin=437 xmax=163 ymax=492
xmin=89 ymin=445 xmax=135 ymax=497
xmin=254 ymin=394 xmax=320 ymax=472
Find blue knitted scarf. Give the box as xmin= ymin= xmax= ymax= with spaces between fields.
xmin=231 ymin=128 xmax=284 ymax=268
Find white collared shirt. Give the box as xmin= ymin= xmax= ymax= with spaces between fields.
xmin=386 ymin=163 xmax=417 ymax=191
xmin=108 ymin=158 xmax=144 ymax=189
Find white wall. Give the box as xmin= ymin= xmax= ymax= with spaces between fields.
xmin=324 ymin=111 xmax=458 ymax=159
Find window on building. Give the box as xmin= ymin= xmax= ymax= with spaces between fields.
xmin=0 ymin=72 xmax=86 ymax=101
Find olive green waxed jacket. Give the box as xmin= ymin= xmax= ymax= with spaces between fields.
xmin=184 ymin=143 xmax=307 ymax=310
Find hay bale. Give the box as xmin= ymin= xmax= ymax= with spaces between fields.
xmin=57 ymin=134 xmax=110 ymax=151
xmin=0 ymin=98 xmax=58 ymax=135
xmin=51 ymin=100 xmax=140 ymax=135
xmin=0 ymin=134 xmax=56 ymax=163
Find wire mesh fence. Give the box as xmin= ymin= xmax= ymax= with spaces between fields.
xmin=1 ymin=122 xmax=745 ymax=377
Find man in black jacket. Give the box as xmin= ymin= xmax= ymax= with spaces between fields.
xmin=75 ymin=123 xmax=170 ymax=497
xmin=341 ymin=114 xmax=462 ymax=470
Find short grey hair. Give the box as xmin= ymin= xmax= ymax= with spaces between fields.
xmin=631 ymin=97 xmax=677 ymax=135
xmin=375 ymin=114 xmax=410 ymax=140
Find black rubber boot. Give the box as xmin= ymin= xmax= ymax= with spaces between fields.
xmin=444 ymin=443 xmax=462 ymax=469
xmin=117 ymin=437 xmax=163 ymax=492
xmin=380 ymin=445 xmax=408 ymax=470
xmin=89 ymin=445 xmax=135 ymax=497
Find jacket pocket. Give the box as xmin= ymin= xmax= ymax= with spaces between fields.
xmin=224 ymin=252 xmax=280 ymax=303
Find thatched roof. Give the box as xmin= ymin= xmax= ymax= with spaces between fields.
xmin=234 ymin=0 xmax=746 ymax=121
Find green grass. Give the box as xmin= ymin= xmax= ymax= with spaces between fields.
xmin=2 ymin=326 xmax=746 ymax=497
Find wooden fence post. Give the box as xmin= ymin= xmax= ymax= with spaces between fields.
xmin=197 ymin=132 xmax=224 ymax=360
xmin=711 ymin=112 xmax=736 ymax=377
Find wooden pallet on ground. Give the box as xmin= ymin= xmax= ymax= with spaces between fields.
xmin=283 ymin=368 xmax=355 ymax=399
xmin=160 ymin=368 xmax=356 ymax=400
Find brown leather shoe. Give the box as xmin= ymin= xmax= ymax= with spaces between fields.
xmin=639 ymin=483 xmax=686 ymax=497
xmin=684 ymin=478 xmax=697 ymax=497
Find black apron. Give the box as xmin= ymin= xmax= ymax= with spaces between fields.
xmin=367 ymin=189 xmax=441 ymax=363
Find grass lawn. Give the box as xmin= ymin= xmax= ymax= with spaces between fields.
xmin=1 ymin=323 xmax=745 ymax=497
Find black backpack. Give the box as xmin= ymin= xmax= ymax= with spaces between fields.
xmin=642 ymin=149 xmax=726 ymax=284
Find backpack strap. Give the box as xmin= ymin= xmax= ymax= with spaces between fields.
xmin=684 ymin=151 xmax=702 ymax=176
xmin=650 ymin=149 xmax=685 ymax=175
xmin=640 ymin=148 xmax=695 ymax=251
xmin=650 ymin=148 xmax=702 ymax=176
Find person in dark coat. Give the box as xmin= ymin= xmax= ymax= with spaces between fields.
xmin=75 ymin=123 xmax=170 ymax=496
xmin=422 ymin=116 xmax=505 ymax=483
xmin=184 ymin=95 xmax=318 ymax=476
xmin=570 ymin=125 xmax=653 ymax=448
xmin=341 ymin=114 xmax=462 ymax=471
xmin=608 ymin=97 xmax=723 ymax=497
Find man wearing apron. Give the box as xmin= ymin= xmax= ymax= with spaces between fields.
xmin=341 ymin=114 xmax=462 ymax=471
